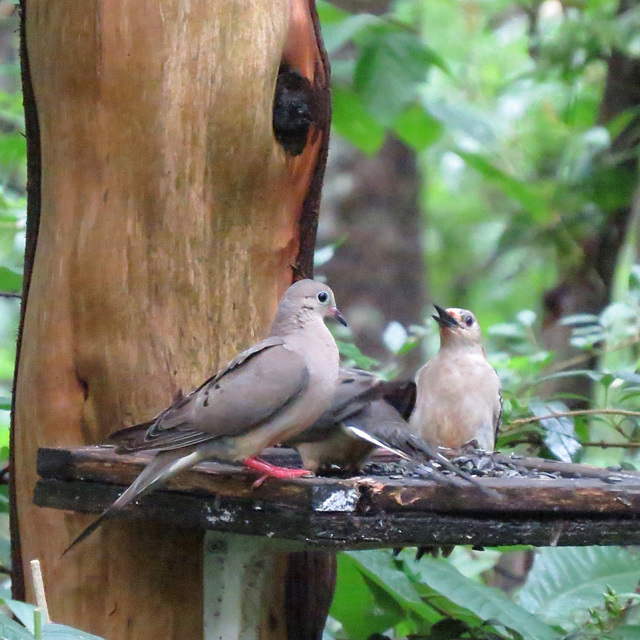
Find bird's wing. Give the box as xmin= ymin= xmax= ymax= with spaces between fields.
xmin=108 ymin=420 xmax=215 ymax=453
xmin=109 ymin=337 xmax=309 ymax=452
xmin=494 ymin=383 xmax=503 ymax=441
xmin=376 ymin=379 xmax=416 ymax=420
xmin=331 ymin=369 xmax=415 ymax=422
xmin=289 ymin=368 xmax=412 ymax=445
xmin=288 ymin=368 xmax=381 ymax=445
xmin=329 ymin=368 xmax=380 ymax=417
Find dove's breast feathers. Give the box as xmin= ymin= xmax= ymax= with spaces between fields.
xmin=410 ymin=349 xmax=500 ymax=451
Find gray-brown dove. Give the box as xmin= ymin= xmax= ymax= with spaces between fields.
xmin=409 ymin=305 xmax=502 ymax=452
xmin=65 ymin=279 xmax=346 ymax=552
xmin=287 ymin=367 xmax=416 ymax=473
xmin=288 ymin=367 xmax=489 ymax=489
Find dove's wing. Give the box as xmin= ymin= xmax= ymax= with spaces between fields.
xmin=288 ymin=368 xmax=415 ymax=447
xmin=109 ymin=337 xmax=309 ymax=453
xmin=332 ymin=369 xmax=415 ymax=423
xmin=288 ymin=368 xmax=379 ymax=444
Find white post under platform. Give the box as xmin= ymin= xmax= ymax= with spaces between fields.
xmin=203 ymin=532 xmax=290 ymax=640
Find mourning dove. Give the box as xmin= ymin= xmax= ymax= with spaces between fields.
xmin=65 ymin=279 xmax=346 ymax=552
xmin=288 ymin=367 xmax=489 ymax=489
xmin=409 ymin=305 xmax=502 ymax=452
xmin=287 ymin=367 xmax=416 ymax=473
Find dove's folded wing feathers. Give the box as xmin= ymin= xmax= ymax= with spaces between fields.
xmin=109 ymin=338 xmax=309 ymax=452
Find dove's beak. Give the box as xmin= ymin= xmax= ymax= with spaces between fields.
xmin=329 ymin=306 xmax=348 ymax=327
xmin=432 ymin=304 xmax=459 ymax=329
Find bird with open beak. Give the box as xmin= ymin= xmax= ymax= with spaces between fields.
xmin=409 ymin=305 xmax=502 ymax=452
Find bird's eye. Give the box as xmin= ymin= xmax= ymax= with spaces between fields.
xmin=317 ymin=291 xmax=329 ymax=304
xmin=465 ymin=316 xmax=474 ymax=327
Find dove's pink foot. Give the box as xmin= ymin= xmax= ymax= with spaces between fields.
xmin=243 ymin=457 xmax=313 ymax=488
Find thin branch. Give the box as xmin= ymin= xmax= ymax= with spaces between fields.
xmin=581 ymin=441 xmax=640 ymax=449
xmin=543 ymin=335 xmax=640 ymax=376
xmin=509 ymin=408 xmax=640 ymax=426
xmin=0 ymin=291 xmax=20 ymax=299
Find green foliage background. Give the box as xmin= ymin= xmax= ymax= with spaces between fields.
xmin=318 ymin=1 xmax=640 ymax=638
xmin=1 ymin=1 xmax=640 ymax=639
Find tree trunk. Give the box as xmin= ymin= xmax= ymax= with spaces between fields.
xmin=12 ymin=1 xmax=330 ymax=638
xmin=319 ymin=137 xmax=427 ymax=375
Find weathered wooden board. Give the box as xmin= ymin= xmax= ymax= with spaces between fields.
xmin=35 ymin=446 xmax=640 ymax=549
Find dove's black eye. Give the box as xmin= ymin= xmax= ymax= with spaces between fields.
xmin=317 ymin=291 xmax=329 ymax=304
xmin=465 ymin=315 xmax=474 ymax=327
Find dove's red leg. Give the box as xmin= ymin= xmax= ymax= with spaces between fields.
xmin=243 ymin=457 xmax=313 ymax=488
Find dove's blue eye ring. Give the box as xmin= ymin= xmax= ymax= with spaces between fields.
xmin=317 ymin=291 xmax=329 ymax=304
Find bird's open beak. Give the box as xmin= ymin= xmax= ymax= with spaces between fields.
xmin=329 ymin=306 xmax=348 ymax=327
xmin=432 ymin=304 xmax=459 ymax=329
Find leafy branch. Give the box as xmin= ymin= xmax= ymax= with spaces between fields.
xmin=509 ymin=408 xmax=640 ymax=426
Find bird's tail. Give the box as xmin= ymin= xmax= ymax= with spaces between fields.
xmin=63 ymin=446 xmax=203 ymax=555
xmin=344 ymin=423 xmax=500 ymax=499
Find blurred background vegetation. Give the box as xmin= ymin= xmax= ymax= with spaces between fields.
xmin=2 ymin=0 xmax=640 ymax=639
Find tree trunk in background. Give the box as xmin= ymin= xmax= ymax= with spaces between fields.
xmin=319 ymin=137 xmax=428 ymax=375
xmin=11 ymin=1 xmax=331 ymax=638
xmin=541 ymin=42 xmax=640 ymax=405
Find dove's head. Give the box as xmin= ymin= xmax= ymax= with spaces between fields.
xmin=432 ymin=305 xmax=483 ymax=349
xmin=272 ymin=279 xmax=347 ymax=331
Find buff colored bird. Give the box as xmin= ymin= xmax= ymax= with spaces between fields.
xmin=410 ymin=305 xmax=502 ymax=452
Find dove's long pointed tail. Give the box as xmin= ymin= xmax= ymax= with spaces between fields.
xmin=344 ymin=423 xmax=500 ymax=499
xmin=63 ymin=447 xmax=203 ymax=555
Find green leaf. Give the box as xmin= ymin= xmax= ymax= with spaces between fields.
xmin=603 ymin=106 xmax=640 ymax=141
xmin=456 ymin=151 xmax=548 ymax=220
xmin=0 ymin=531 xmax=10 ymax=565
xmin=609 ymin=626 xmax=640 ymax=640
xmin=0 ymin=485 xmax=10 ymax=514
xmin=0 ymin=132 xmax=26 ymax=171
xmin=344 ymin=550 xmax=435 ymax=614
xmin=2 ymin=598 xmax=37 ymax=633
xmin=528 ymin=399 xmax=580 ymax=462
xmin=354 ymin=30 xmax=440 ymax=125
xmin=0 ymin=613 xmax=34 ymax=640
xmin=0 ymin=598 xmax=106 ymax=639
xmin=393 ymin=104 xmax=443 ymax=151
xmin=558 ymin=313 xmax=601 ymax=326
xmin=330 ymin=552 xmax=406 ymax=640
xmin=336 ymin=340 xmax=380 ymax=371
xmin=406 ymin=556 xmax=561 ymax=640
xmin=0 ymin=265 xmax=22 ymax=293
xmin=518 ymin=547 xmax=640 ymax=630
xmin=332 ymin=86 xmax=386 ymax=154
xmin=319 ymin=11 xmax=381 ymax=55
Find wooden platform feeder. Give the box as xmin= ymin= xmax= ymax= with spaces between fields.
xmin=35 ymin=445 xmax=640 ymax=639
